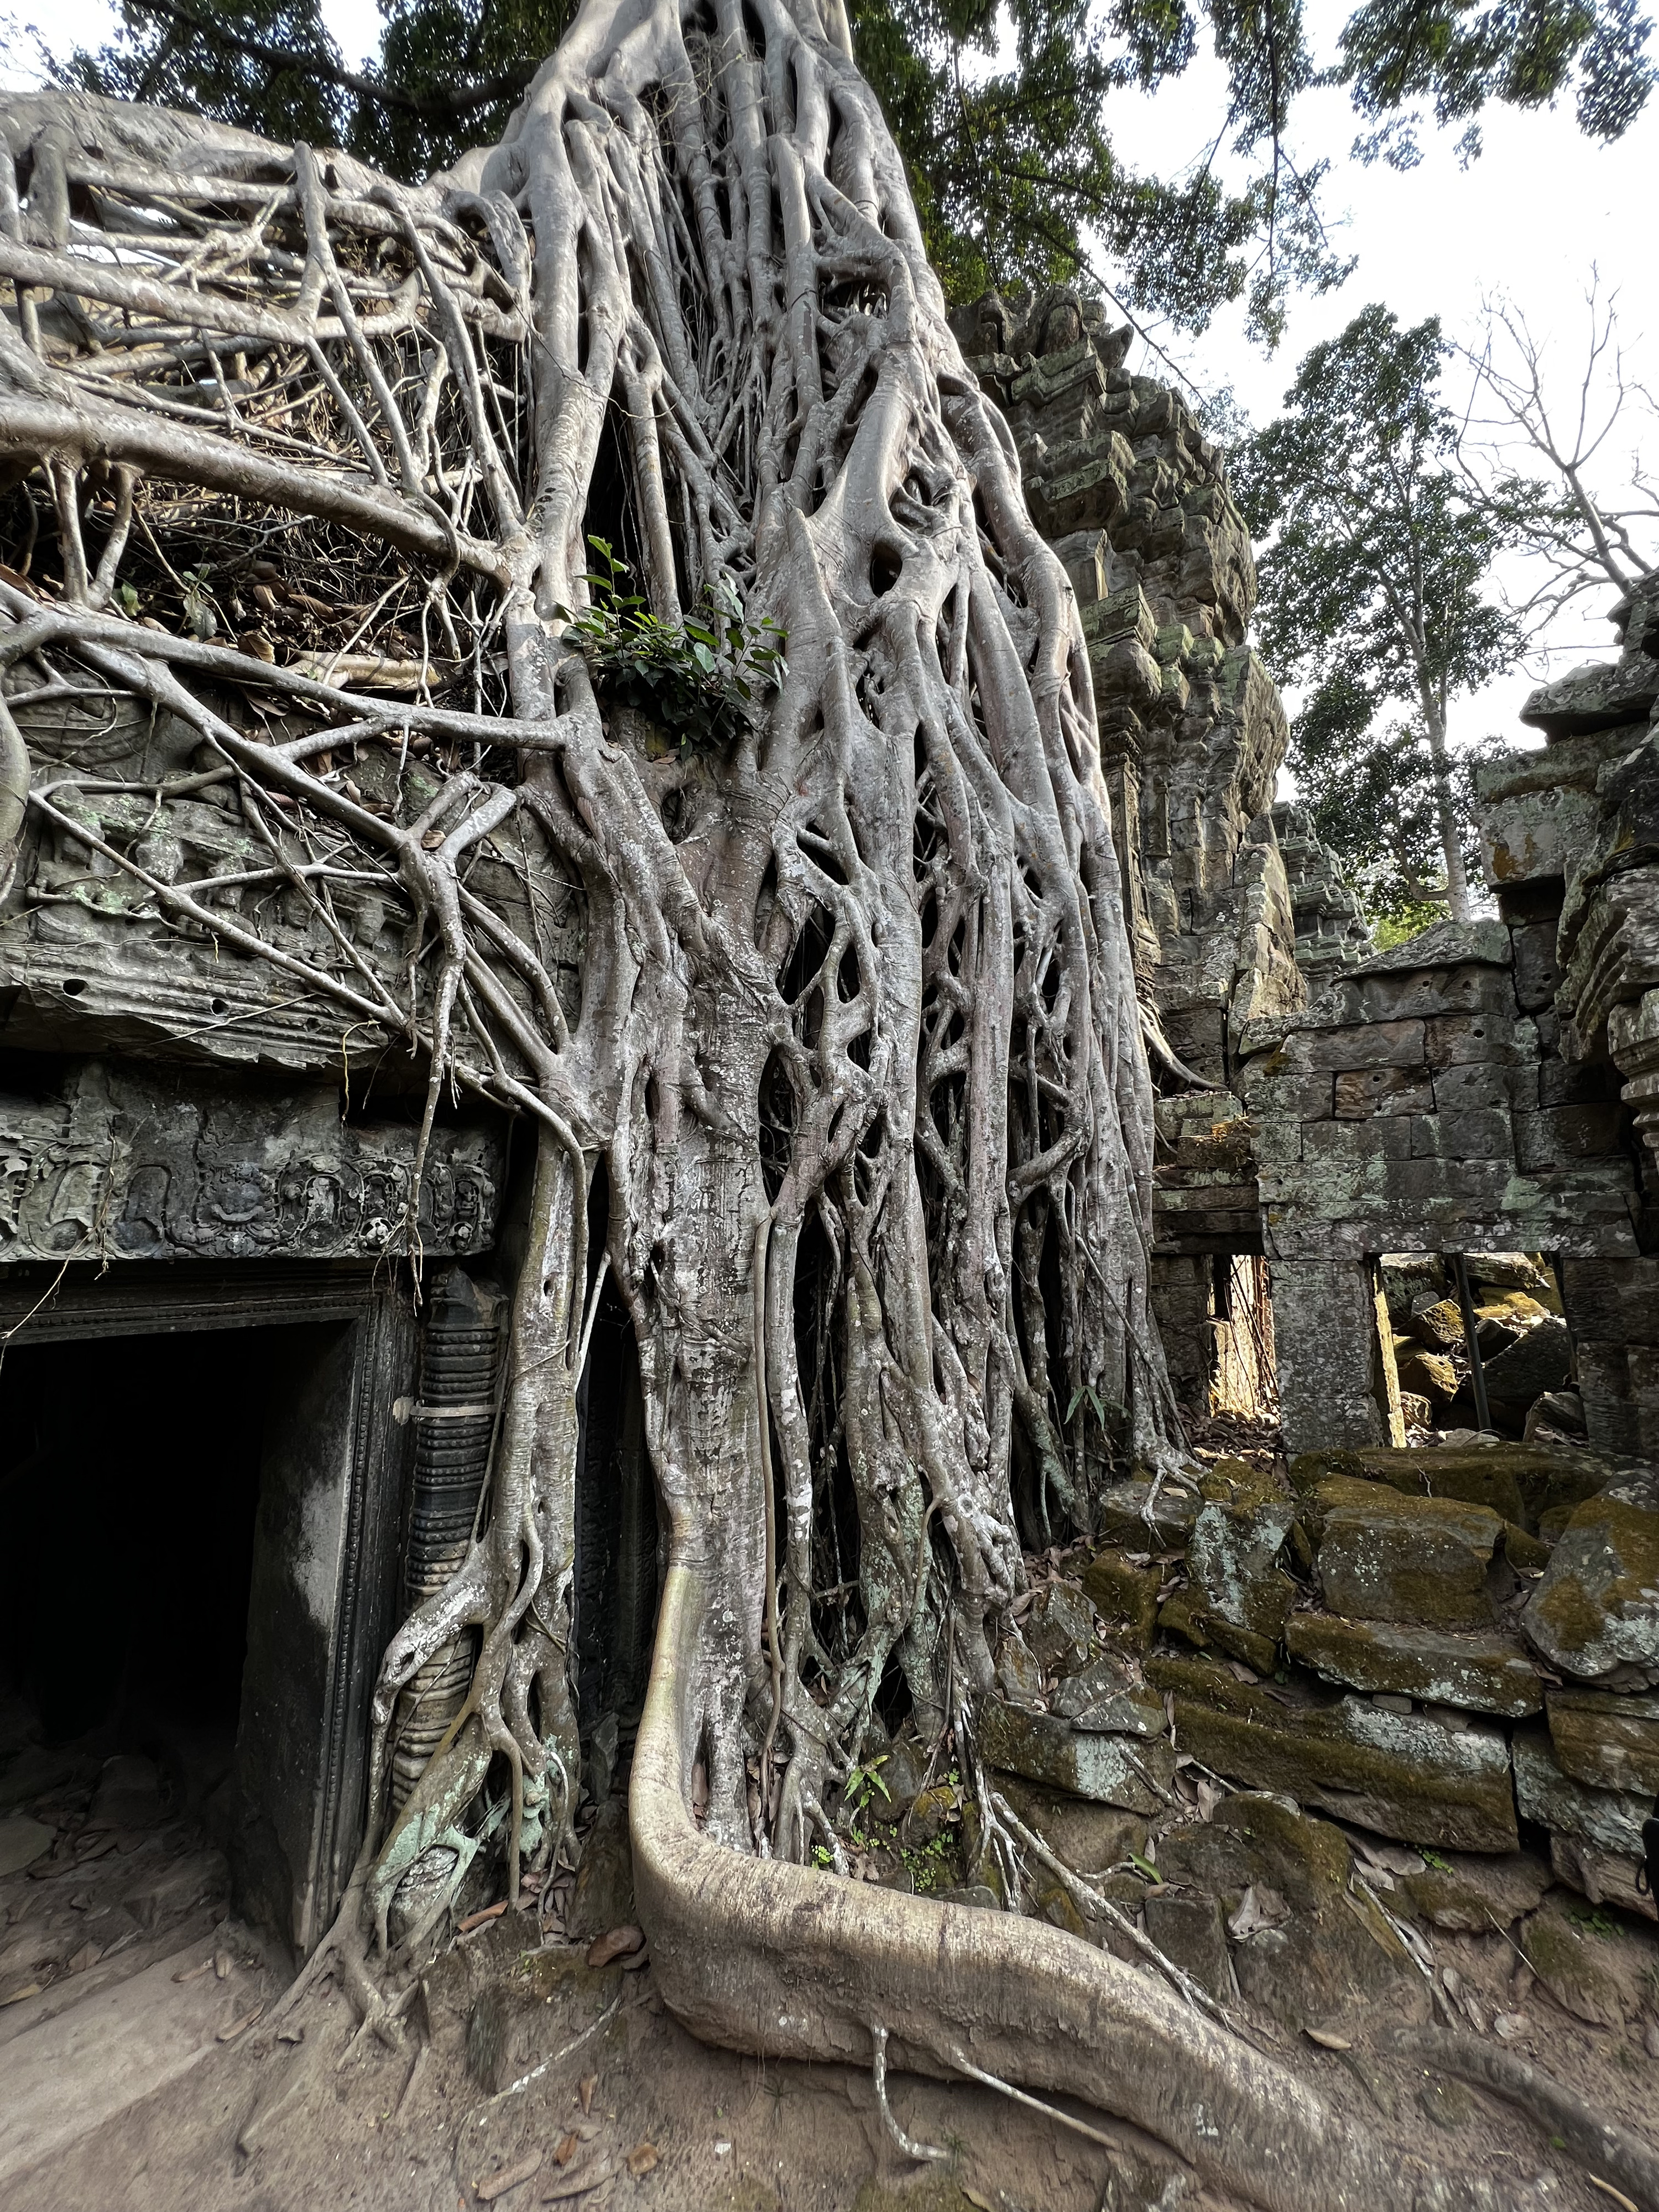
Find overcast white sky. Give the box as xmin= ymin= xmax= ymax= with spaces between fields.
xmin=6 ymin=0 xmax=1656 ymax=750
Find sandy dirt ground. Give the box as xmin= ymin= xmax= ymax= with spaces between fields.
xmin=4 ymin=1879 xmax=1658 ymax=2212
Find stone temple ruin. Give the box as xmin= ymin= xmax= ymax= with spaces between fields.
xmin=943 ymin=284 xmax=1659 ymax=1973
xmin=3 ymin=267 xmax=1658 ymax=2178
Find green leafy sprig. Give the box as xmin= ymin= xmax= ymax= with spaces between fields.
xmin=555 ymin=538 xmax=786 ymax=752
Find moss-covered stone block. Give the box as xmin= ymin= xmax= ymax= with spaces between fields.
xmin=1396 ymin=1849 xmax=1550 ymax=1931
xmin=1157 ymin=1791 xmax=1427 ymax=2032
xmin=1287 ymin=1444 xmax=1610 ymax=1536
xmin=1094 ymin=1477 xmax=1199 ymax=1551
xmin=978 ymin=1695 xmax=1176 ymax=1813
xmin=1546 ymin=1686 xmax=1659 ymax=1795
xmin=991 ymin=1773 xmax=1146 ymax=1874
xmin=1079 ymin=1551 xmax=1161 ymax=1648
xmin=1522 ymin=1472 xmax=1659 ymax=1681
xmin=1285 ymin=1613 xmax=1542 ymax=1717
xmin=1314 ymin=1490 xmax=1504 ymax=1629
xmin=1512 ymin=1722 xmax=1650 ymax=1858
xmin=1146 ymin=1652 xmax=1519 ymax=1851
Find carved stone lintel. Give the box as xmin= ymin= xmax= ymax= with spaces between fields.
xmin=0 ymin=1057 xmax=504 ymax=1264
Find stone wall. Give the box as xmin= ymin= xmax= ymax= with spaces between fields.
xmin=1241 ymin=567 xmax=1659 ymax=1461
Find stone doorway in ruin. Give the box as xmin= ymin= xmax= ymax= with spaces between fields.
xmin=1208 ymin=1253 xmax=1279 ymax=1422
xmin=0 ymin=1260 xmax=418 ymax=1958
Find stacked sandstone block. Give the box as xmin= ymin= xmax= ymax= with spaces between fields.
xmin=973 ymin=1444 xmax=1657 ymax=2030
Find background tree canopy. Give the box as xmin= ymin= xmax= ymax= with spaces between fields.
xmin=1233 ymin=302 xmax=1558 ymax=924
xmin=65 ymin=0 xmax=1655 ymax=338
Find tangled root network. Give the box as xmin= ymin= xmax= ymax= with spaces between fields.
xmin=0 ymin=13 xmax=1545 ymax=2204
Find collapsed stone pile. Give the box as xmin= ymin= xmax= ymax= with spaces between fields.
xmin=1379 ymin=1253 xmax=1580 ymax=1441
xmin=855 ymin=1442 xmax=1657 ymax=2046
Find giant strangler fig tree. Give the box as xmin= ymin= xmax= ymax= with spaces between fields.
xmin=0 ymin=19 xmax=1483 ymax=2205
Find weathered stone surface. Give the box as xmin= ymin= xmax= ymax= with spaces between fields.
xmin=978 ymin=1696 xmax=1176 ymax=1814
xmin=1397 ymin=1349 xmax=1458 ymax=1403
xmin=1050 ymin=1671 xmax=1165 ymax=1739
xmin=1520 ymin=652 xmax=1659 ymax=737
xmin=1272 ymin=1259 xmax=1390 ymax=1454
xmin=1395 ymin=1850 xmax=1551 ymax=1932
xmin=1285 ymin=1613 xmax=1542 ymax=1717
xmin=0 ymin=1055 xmax=504 ymax=1262
xmin=1549 ymin=1833 xmax=1656 ymax=1924
xmin=1078 ymin=1553 xmax=1161 ymax=1648
xmin=1522 ymin=1470 xmax=1659 ymax=1683
xmin=1410 ymin=1300 xmax=1468 ymax=1353
xmin=1512 ymin=1723 xmax=1651 ymax=1859
xmin=1521 ymin=1900 xmax=1629 ymax=2027
xmin=1467 ymin=1253 xmax=1551 ymax=1294
xmin=1024 ymin=1582 xmax=1099 ymax=1676
xmin=1314 ymin=1487 xmax=1504 ymax=1630
xmin=1546 ymin=1687 xmax=1659 ymax=1795
xmin=992 ymin=1775 xmax=1147 ymax=1874
xmin=1156 ymin=1791 xmax=1427 ymax=2032
xmin=1183 ymin=1483 xmax=1297 ymax=1672
xmin=565 ymin=1796 xmax=635 ymax=1942
xmin=1287 ymin=1445 xmax=1608 ymax=1536
xmin=1142 ymin=1890 xmax=1233 ymax=2002
xmin=1480 ymin=1318 xmax=1572 ymax=1411
xmin=1094 ymin=1479 xmax=1199 ymax=1551
xmin=1146 ymin=1652 xmax=1519 ymax=1850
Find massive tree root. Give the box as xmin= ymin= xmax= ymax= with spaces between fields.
xmin=0 ymin=23 xmax=1514 ymax=2208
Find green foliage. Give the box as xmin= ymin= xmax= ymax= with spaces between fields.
xmin=66 ymin=0 xmax=569 ymax=178
xmin=1338 ymin=0 xmax=1654 ymax=168
xmin=843 ymin=1756 xmax=892 ymax=1820
xmin=899 ymin=1828 xmax=957 ymax=1891
xmin=555 ymin=540 xmax=786 ymax=753
xmin=67 ymin=0 xmax=350 ymax=147
xmin=1567 ymin=1900 xmax=1619 ymax=1937
xmin=62 ymin=0 xmax=1652 ymax=334
xmin=1370 ymin=898 xmax=1451 ymax=949
xmin=1234 ymin=305 xmax=1550 ymax=911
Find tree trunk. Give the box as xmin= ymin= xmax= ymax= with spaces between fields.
xmin=1421 ymin=696 xmax=1471 ymax=921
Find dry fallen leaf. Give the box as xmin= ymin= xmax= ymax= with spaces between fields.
xmin=0 ymin=1983 xmax=42 ymax=2007
xmin=458 ymin=1902 xmax=509 ymax=1934
xmin=66 ymin=1941 xmax=101 ymax=1974
xmin=963 ymin=2190 xmax=995 ymax=2210
xmin=475 ymin=2149 xmax=542 ymax=2201
xmin=213 ymin=1950 xmax=232 ymax=1980
xmin=625 ymin=2142 xmax=658 ymax=2178
xmin=541 ymin=2157 xmax=615 ymax=2203
xmin=578 ymin=2074 xmax=598 ymax=2115
xmin=217 ymin=2002 xmax=264 ymax=2043
xmin=1303 ymin=2026 xmax=1352 ymax=2052
xmin=173 ymin=1959 xmax=213 ymax=1984
xmin=554 ymin=2132 xmax=580 ymax=2167
xmin=585 ymin=1925 xmax=644 ymax=1969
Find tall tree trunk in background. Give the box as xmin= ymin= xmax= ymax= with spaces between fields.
xmin=1421 ymin=693 xmax=1472 ymax=921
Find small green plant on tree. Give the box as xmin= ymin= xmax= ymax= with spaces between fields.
xmin=556 ymin=539 xmax=787 ymax=752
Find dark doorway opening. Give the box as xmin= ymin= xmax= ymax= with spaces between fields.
xmin=0 ymin=1329 xmax=281 ymax=1791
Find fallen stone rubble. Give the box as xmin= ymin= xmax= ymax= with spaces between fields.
xmin=844 ymin=1441 xmax=1659 ymax=2059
